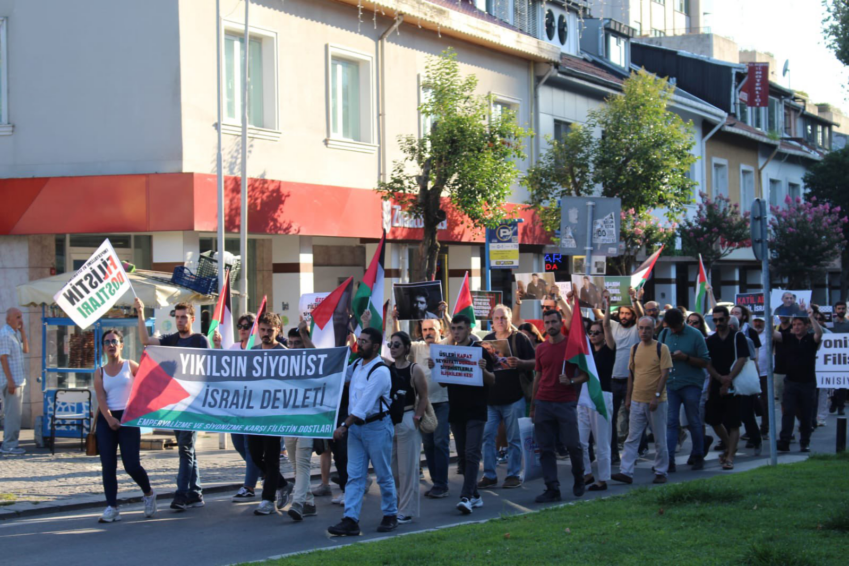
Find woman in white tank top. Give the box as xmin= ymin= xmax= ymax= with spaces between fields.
xmin=93 ymin=330 xmax=157 ymax=523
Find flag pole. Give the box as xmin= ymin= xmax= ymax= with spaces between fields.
xmin=239 ymin=0 xmax=250 ymax=314
xmin=215 ymin=0 xmax=226 ymax=297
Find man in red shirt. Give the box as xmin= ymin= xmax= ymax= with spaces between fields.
xmin=530 ymin=310 xmax=588 ymax=503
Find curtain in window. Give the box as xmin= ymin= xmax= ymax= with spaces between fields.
xmin=332 ymin=58 xmax=360 ymax=140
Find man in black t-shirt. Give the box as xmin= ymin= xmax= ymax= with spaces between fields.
xmin=478 ymin=305 xmax=535 ymax=490
xmin=136 ymin=298 xmax=210 ymax=511
xmin=428 ymin=315 xmax=495 ymax=515
xmin=705 ymin=306 xmax=750 ymax=470
xmin=774 ymin=311 xmax=823 ymax=452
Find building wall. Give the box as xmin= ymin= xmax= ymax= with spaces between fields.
xmin=588 ymin=0 xmax=696 ymax=36
xmin=0 ymin=0 xmax=184 ymax=178
xmin=704 ymin=130 xmax=758 ymax=205
xmin=637 ymin=33 xmax=739 ymax=64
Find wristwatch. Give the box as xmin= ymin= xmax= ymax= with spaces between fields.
xmin=341 ymin=422 xmax=349 ymax=429
xmin=655 ymin=392 xmax=661 ymax=398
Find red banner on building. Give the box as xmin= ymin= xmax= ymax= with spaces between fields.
xmin=745 ymin=62 xmax=769 ymax=108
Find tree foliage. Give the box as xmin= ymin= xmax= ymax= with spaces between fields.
xmin=377 ymin=49 xmax=529 ymax=280
xmin=612 ymin=208 xmax=677 ymax=275
xmin=823 ymin=0 xmax=849 ymax=67
xmin=524 ymin=69 xmax=697 ymax=233
xmin=803 ymin=145 xmax=849 ymax=297
xmin=679 ymin=192 xmax=751 ymax=272
xmin=769 ymin=196 xmax=847 ymax=288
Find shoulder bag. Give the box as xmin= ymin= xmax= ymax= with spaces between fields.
xmin=732 ymin=331 xmax=762 ymax=396
xmin=411 ymin=363 xmax=438 ymax=434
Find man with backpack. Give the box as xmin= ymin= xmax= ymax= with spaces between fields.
xmin=611 ymin=317 xmax=673 ymax=485
xmin=327 ymin=327 xmax=398 ymax=537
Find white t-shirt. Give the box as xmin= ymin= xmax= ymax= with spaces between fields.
xmin=103 ymin=360 xmax=134 ymax=411
xmin=757 ymin=330 xmax=769 ymax=377
xmin=610 ymin=320 xmax=640 ymax=378
xmin=410 ymin=338 xmax=451 ymax=404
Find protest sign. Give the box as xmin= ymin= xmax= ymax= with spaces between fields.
xmin=53 ymin=239 xmax=133 ymax=329
xmin=481 ymin=340 xmax=512 ymax=371
xmin=816 ymin=335 xmax=849 ymax=389
xmin=121 ymin=346 xmax=349 ymax=438
xmin=429 ymin=344 xmax=483 ymax=386
xmin=394 ymin=281 xmax=444 ymax=320
xmin=299 ymin=292 xmax=330 ymax=323
xmin=603 ymin=276 xmax=631 ymax=309
xmin=470 ymin=291 xmax=502 ymax=321
xmin=736 ymin=293 xmax=765 ymax=315
xmin=555 ymin=282 xmax=572 ymax=298
xmin=515 ymin=272 xmax=555 ymax=301
xmin=571 ymin=274 xmax=605 ymax=309
xmin=770 ymin=289 xmax=812 ymax=318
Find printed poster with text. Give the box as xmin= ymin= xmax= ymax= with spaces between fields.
xmin=429 ymin=344 xmax=483 ymax=387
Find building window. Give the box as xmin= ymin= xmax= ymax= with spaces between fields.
xmin=0 ymin=17 xmax=9 ymax=132
xmin=805 ymin=122 xmax=816 ymax=144
xmin=419 ymin=83 xmax=433 ymax=138
xmin=740 ymin=167 xmax=755 ymax=208
xmin=607 ymin=34 xmax=627 ymax=67
xmin=491 ymin=95 xmax=520 ymax=124
xmin=653 ymin=0 xmax=666 ymax=4
xmin=553 ymin=120 xmax=571 ymax=142
xmin=326 ymin=45 xmax=375 ymax=151
xmin=821 ymin=126 xmax=829 ymax=149
xmin=712 ymin=160 xmax=729 ymax=199
xmin=788 ymin=182 xmax=802 ymax=204
xmin=784 ymin=109 xmax=793 ymax=136
xmin=221 ymin=23 xmax=278 ymax=138
xmin=676 ymin=0 xmax=690 ymax=15
xmin=650 ymin=29 xmax=666 ymax=38
xmin=768 ymin=178 xmax=783 ymax=208
xmin=513 ymin=0 xmax=539 ymax=37
xmin=768 ymin=97 xmax=779 ymax=134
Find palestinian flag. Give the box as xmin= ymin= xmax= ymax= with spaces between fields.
xmin=694 ymin=254 xmax=708 ymax=315
xmin=311 ymin=277 xmax=353 ymax=348
xmin=566 ymin=294 xmax=608 ymax=420
xmin=207 ymin=269 xmax=234 ymax=349
xmin=630 ymin=244 xmax=664 ymax=290
xmin=353 ymin=231 xmax=385 ymax=335
xmin=452 ymin=271 xmax=476 ymax=327
xmin=245 ymin=296 xmax=267 ymax=350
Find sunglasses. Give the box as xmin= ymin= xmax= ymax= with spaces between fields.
xmin=387 ymin=341 xmax=403 ymax=349
xmin=714 ymin=317 xmax=727 ymax=323
xmin=103 ymin=339 xmax=120 ymax=346
xmin=588 ymin=331 xmax=603 ymax=336
xmin=237 ymin=323 xmax=252 ymax=330
xmin=687 ymin=320 xmax=700 ymax=326
xmin=646 ymin=308 xmax=659 ymax=313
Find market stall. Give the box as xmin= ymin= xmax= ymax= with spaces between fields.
xmin=17 ymin=270 xmax=222 ymax=449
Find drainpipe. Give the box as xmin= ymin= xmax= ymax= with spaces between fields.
xmin=533 ymin=64 xmax=557 ymax=164
xmin=378 ymin=15 xmax=405 ymax=185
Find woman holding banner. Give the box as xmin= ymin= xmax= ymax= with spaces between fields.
xmin=93 ymin=330 xmax=157 ymax=523
xmin=387 ymin=331 xmax=429 ymax=524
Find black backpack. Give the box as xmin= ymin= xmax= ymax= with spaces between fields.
xmin=353 ymin=360 xmax=407 ymax=425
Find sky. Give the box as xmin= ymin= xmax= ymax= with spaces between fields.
xmin=705 ymin=0 xmax=849 ymax=112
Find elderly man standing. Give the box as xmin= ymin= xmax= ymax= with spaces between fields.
xmin=1 ymin=308 xmax=29 ymax=455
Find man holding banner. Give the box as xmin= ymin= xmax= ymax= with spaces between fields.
xmin=135 ymin=297 xmax=209 ymax=511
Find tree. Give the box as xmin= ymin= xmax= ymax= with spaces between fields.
xmin=679 ymin=192 xmax=751 ymax=272
xmin=377 ymin=49 xmax=529 ymax=280
xmin=769 ymin=196 xmax=847 ymax=288
xmin=823 ymin=0 xmax=849 ymax=67
xmin=803 ymin=145 xmax=849 ymax=298
xmin=612 ymin=208 xmax=677 ymax=275
xmin=524 ymin=69 xmax=697 ymax=236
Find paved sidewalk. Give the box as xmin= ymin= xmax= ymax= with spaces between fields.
xmin=0 ymin=430 xmax=324 ymax=518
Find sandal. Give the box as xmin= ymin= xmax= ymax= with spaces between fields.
xmin=722 ymin=461 xmax=734 ymax=470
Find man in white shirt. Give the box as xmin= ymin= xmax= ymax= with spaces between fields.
xmin=328 ymin=327 xmax=398 ymax=537
xmin=1 ymin=308 xmax=29 ymax=455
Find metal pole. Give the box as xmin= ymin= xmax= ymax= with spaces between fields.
xmin=239 ymin=0 xmax=250 ymax=314
xmin=763 ymin=239 xmax=778 ymax=466
xmin=584 ymin=201 xmax=595 ymax=277
xmin=837 ymin=417 xmax=847 ymax=453
xmin=215 ymin=0 xmax=225 ymax=295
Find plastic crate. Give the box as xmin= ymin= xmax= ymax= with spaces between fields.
xmin=171 ymin=266 xmax=218 ymax=295
xmin=196 ymin=252 xmax=241 ymax=285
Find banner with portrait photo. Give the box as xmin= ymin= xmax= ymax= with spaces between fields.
xmin=429 ymin=344 xmax=483 ymax=386
xmin=770 ymin=289 xmax=812 ymax=318
xmin=481 ymin=340 xmax=512 ymax=372
xmin=515 ymin=272 xmax=555 ymax=301
xmin=571 ymin=274 xmax=605 ymax=309
xmin=393 ymin=281 xmax=444 ymax=321
xmin=470 ymin=291 xmax=502 ymax=321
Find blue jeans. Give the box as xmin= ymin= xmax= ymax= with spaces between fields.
xmin=97 ymin=411 xmax=151 ymax=507
xmin=667 ymin=385 xmax=704 ymax=461
xmin=421 ymin=401 xmax=450 ymax=490
xmin=231 ymin=433 xmax=260 ymax=489
xmin=344 ymin=417 xmax=397 ymax=522
xmin=174 ymin=430 xmax=201 ymax=498
xmin=482 ymin=398 xmax=525 ymax=480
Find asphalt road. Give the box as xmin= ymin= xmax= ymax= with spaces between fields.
xmin=1 ymin=418 xmax=839 ymax=566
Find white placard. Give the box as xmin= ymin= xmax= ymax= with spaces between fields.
xmin=816 ymin=335 xmax=849 ymax=389
xmin=53 ymin=239 xmax=132 ymax=329
xmin=299 ymin=292 xmax=330 ymax=323
xmin=429 ymin=344 xmax=483 ymax=387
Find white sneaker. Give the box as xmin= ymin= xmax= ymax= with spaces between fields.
xmin=456 ymin=498 xmax=472 ymax=515
xmin=232 ymin=486 xmax=256 ymax=501
xmin=0 ymin=446 xmax=25 ymax=455
xmin=254 ymin=500 xmax=276 ymax=515
xmin=98 ymin=506 xmax=121 ymax=523
xmin=397 ymin=514 xmax=413 ymax=524
xmin=331 ymin=493 xmax=345 ymax=506
xmin=143 ymin=492 xmax=158 ymax=518
xmin=276 ymin=484 xmax=294 ymax=510
xmin=365 ymin=475 xmax=374 ymax=492
xmin=470 ymin=496 xmax=484 ymax=509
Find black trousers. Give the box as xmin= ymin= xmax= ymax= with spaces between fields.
xmin=780 ymin=380 xmax=816 ymax=447
xmin=248 ymin=435 xmax=288 ymax=502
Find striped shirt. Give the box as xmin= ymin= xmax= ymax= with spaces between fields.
xmin=0 ymin=324 xmax=25 ymax=386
